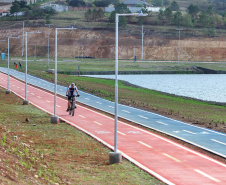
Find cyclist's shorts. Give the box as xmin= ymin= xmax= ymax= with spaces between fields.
xmin=68 ymin=96 xmax=72 ymax=101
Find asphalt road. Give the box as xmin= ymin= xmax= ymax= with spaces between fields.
xmin=0 ymin=67 xmax=226 ymax=159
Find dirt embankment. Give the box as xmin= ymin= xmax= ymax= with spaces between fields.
xmin=0 ymin=27 xmax=226 ymax=61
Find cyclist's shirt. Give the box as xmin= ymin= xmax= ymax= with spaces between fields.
xmin=67 ymin=85 xmax=77 ymax=96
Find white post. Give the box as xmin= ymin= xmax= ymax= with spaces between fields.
xmin=109 ymin=12 xmax=147 ymax=165
xmin=51 ymin=27 xmax=77 ymax=124
xmin=7 ymin=36 xmax=19 ymax=94
xmin=114 ymin=13 xmax=119 ymax=154
xmin=22 ymin=21 xmax=24 ymax=57
xmin=141 ymin=24 xmax=144 ymax=60
xmin=48 ymin=25 xmax=50 ymax=68
xmin=176 ymin=29 xmax=183 ymax=65
xmin=23 ymin=31 xmax=40 ymax=105
xmin=7 ymin=38 xmax=10 ymax=92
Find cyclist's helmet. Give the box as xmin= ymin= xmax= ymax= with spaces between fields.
xmin=71 ymin=83 xmax=75 ymax=86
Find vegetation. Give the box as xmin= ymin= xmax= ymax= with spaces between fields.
xmin=0 ymin=87 xmax=164 ymax=184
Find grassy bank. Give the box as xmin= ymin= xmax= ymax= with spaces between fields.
xmin=0 ymin=87 xmax=164 ymax=184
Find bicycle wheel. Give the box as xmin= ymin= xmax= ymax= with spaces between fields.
xmin=71 ymin=103 xmax=75 ymax=116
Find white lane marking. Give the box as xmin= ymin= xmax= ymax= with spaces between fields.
xmin=37 ymin=96 xmax=41 ymax=98
xmin=56 ymin=105 xmax=61 ymax=107
xmin=46 ymin=100 xmax=50 ymax=103
xmin=122 ymin=110 xmax=130 ymax=113
xmin=27 ymin=91 xmax=29 ymax=92
xmin=118 ymin=131 xmax=126 ymax=136
xmin=211 ymin=139 xmax=226 ymax=146
xmin=93 ymin=121 xmax=103 ymax=126
xmin=108 ymin=105 xmax=114 ymax=108
xmin=157 ymin=121 xmax=168 ymax=125
xmin=31 ymin=93 xmax=35 ymax=95
xmin=183 ymin=130 xmax=196 ymax=135
xmin=138 ymin=115 xmax=148 ymax=120
xmin=194 ymin=169 xmax=221 ymax=183
xmin=13 ymin=85 xmax=15 ymax=86
xmin=22 ymin=89 xmax=24 ymax=90
xmin=17 ymin=86 xmax=20 ymax=88
xmin=85 ymin=98 xmax=90 ymax=100
xmin=138 ymin=141 xmax=152 ymax=148
xmin=96 ymin=102 xmax=102 ymax=104
xmin=163 ymin=153 xmax=181 ymax=162
xmin=78 ymin=115 xmax=85 ymax=118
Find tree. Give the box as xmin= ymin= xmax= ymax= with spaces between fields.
xmin=199 ymin=11 xmax=211 ymax=27
xmin=182 ymin=13 xmax=194 ymax=27
xmin=158 ymin=9 xmax=164 ymax=22
xmin=109 ymin=2 xmax=131 ymax=27
xmin=152 ymin=0 xmax=170 ymax=7
xmin=10 ymin=1 xmax=21 ymax=20
xmin=85 ymin=8 xmax=92 ymax=21
xmin=164 ymin=7 xmax=172 ymax=22
xmin=93 ymin=0 xmax=111 ymax=7
xmin=68 ymin=0 xmax=85 ymax=7
xmin=169 ymin=1 xmax=180 ymax=11
xmin=172 ymin=11 xmax=183 ymax=26
xmin=97 ymin=8 xmax=104 ymax=21
xmin=187 ymin=4 xmax=199 ymax=18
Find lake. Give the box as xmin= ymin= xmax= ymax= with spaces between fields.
xmin=84 ymin=74 xmax=226 ymax=103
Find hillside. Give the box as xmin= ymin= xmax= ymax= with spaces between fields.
xmin=0 ymin=26 xmax=225 ymax=62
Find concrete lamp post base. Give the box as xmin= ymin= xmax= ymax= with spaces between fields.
xmin=51 ymin=116 xmax=59 ymax=124
xmin=6 ymin=90 xmax=10 ymax=94
xmin=109 ymin=152 xmax=122 ymax=164
xmin=23 ymin=100 xmax=29 ymax=105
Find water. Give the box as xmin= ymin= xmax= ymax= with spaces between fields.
xmin=84 ymin=74 xmax=226 ymax=103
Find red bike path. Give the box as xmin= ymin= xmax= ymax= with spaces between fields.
xmin=0 ymin=72 xmax=226 ymax=185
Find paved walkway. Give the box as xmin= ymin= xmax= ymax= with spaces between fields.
xmin=1 ymin=70 xmax=226 ymax=184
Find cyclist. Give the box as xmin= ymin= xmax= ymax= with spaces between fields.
xmin=66 ymin=83 xmax=79 ymax=111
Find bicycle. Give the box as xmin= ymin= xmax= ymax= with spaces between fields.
xmin=67 ymin=95 xmax=79 ymax=116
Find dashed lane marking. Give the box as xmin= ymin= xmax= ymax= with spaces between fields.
xmin=157 ymin=121 xmax=168 ymax=125
xmin=46 ymin=100 xmax=50 ymax=103
xmin=122 ymin=110 xmax=131 ymax=113
xmin=108 ymin=105 xmax=114 ymax=108
xmin=194 ymin=169 xmax=221 ymax=183
xmin=96 ymin=102 xmax=102 ymax=104
xmin=211 ymin=139 xmax=226 ymax=146
xmin=138 ymin=141 xmax=152 ymax=148
xmin=31 ymin=93 xmax=34 ymax=95
xmin=138 ymin=115 xmax=149 ymax=120
xmin=78 ymin=115 xmax=85 ymax=118
xmin=56 ymin=105 xmax=61 ymax=107
xmin=93 ymin=121 xmax=103 ymax=126
xmin=117 ymin=131 xmax=126 ymax=136
xmin=85 ymin=98 xmax=90 ymax=100
xmin=183 ymin=130 xmax=196 ymax=135
xmin=163 ymin=153 xmax=181 ymax=162
xmin=37 ymin=96 xmax=41 ymax=98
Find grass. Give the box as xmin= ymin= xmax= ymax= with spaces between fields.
xmin=0 ymin=87 xmax=164 ymax=184
xmin=1 ymin=56 xmax=226 ymax=73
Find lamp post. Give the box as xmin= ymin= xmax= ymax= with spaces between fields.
xmin=141 ymin=24 xmax=146 ymax=60
xmin=22 ymin=21 xmax=25 ymax=56
xmin=109 ymin=12 xmax=148 ymax=165
xmin=45 ymin=24 xmax=52 ymax=68
xmin=23 ymin=31 xmax=41 ymax=105
xmin=6 ymin=36 xmax=19 ymax=94
xmin=51 ymin=27 xmax=77 ymax=124
xmin=176 ymin=28 xmax=183 ymax=65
